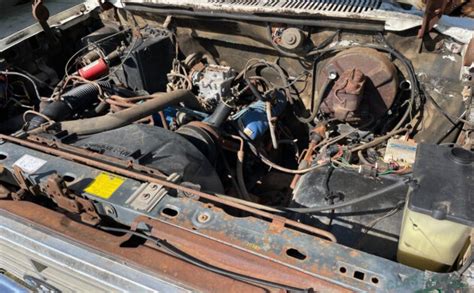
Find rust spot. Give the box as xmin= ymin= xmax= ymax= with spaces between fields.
xmin=350 ymin=250 xmax=360 ymax=257
xmin=59 ymin=216 xmax=72 ymax=228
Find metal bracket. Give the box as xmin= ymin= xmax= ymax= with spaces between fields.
xmin=417 ymin=0 xmax=450 ymax=39
xmin=11 ymin=166 xmax=40 ymax=200
xmin=126 ymin=173 xmax=181 ymax=212
xmin=269 ymin=215 xmax=286 ymax=234
xmin=32 ymin=0 xmax=59 ymax=45
xmin=43 ymin=174 xmax=100 ymax=225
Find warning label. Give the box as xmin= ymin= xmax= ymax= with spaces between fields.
xmin=84 ymin=172 xmax=125 ymax=199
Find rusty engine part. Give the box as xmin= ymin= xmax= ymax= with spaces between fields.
xmin=56 ymin=90 xmax=199 ymax=135
xmin=32 ymin=0 xmax=58 ymax=45
xmin=320 ymin=68 xmax=367 ymax=121
xmin=289 ymin=123 xmax=327 ymax=189
xmin=464 ymin=38 xmax=474 ymax=67
xmin=463 ymin=0 xmax=474 ymax=17
xmin=417 ymin=0 xmax=451 ymax=38
xmin=0 ymin=132 xmax=336 ymax=243
xmin=278 ymin=27 xmax=307 ymax=52
xmin=318 ymin=47 xmax=398 ymax=125
xmin=0 ymin=1 xmax=472 ymax=290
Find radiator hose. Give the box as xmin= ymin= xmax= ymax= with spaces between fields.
xmin=58 ymin=90 xmax=198 ymax=135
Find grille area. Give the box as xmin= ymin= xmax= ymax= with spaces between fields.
xmin=207 ymin=0 xmax=381 ymax=13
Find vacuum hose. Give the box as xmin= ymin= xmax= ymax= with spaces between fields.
xmin=59 ymin=90 xmax=198 ymax=135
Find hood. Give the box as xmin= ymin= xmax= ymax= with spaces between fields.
xmin=0 ymin=0 xmax=99 ymax=52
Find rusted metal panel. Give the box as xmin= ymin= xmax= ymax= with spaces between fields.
xmin=0 ymin=134 xmax=467 ymax=292
xmin=0 ymin=201 xmax=271 ymax=292
xmin=0 ymin=133 xmax=337 ymax=243
xmin=132 ymin=216 xmax=351 ymax=292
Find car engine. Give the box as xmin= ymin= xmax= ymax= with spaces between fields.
xmin=0 ymin=0 xmax=472 ymax=291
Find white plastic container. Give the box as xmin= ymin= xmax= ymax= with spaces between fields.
xmin=396 ymin=144 xmax=473 ymax=272
xmin=397 ymin=204 xmax=472 ymax=271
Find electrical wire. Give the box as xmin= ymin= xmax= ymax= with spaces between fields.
xmin=242 ymin=59 xmax=293 ymax=94
xmin=63 ymin=29 xmax=130 ymax=78
xmin=217 ymin=147 xmax=243 ymax=199
xmin=49 ymin=29 xmax=132 ymax=100
xmin=364 ymin=42 xmax=419 ymax=132
xmin=97 ymin=225 xmax=309 ymax=292
xmin=0 ymin=71 xmax=42 ymax=101
xmin=239 ymin=124 xmax=358 ymax=175
xmin=97 ymin=36 xmax=141 ymax=82
xmin=282 ymin=179 xmax=407 ymax=213
xmin=455 ymin=253 xmax=473 ymax=276
xmin=305 ymin=36 xmax=421 ymax=134
xmin=284 ymin=72 xmax=310 ymax=89
xmin=243 ymin=134 xmax=329 ymax=174
xmin=422 ymin=83 xmax=472 ymax=126
xmin=211 ymin=176 xmax=408 ymax=216
xmin=263 ymin=27 xmax=342 ymax=123
xmin=266 ymin=25 xmax=302 ymax=59
xmin=265 ymin=101 xmax=279 ymax=149
xmin=349 ymin=127 xmax=408 ymax=153
xmin=295 ymin=68 xmax=332 ymax=124
xmin=267 ymin=25 xmax=340 ymax=60
xmin=22 ymin=110 xmax=53 ymax=124
xmin=240 ymin=58 xmax=323 ymax=125
xmin=306 ymin=30 xmax=341 ymax=55
xmin=13 ymin=67 xmax=55 ymax=90
xmin=257 ymin=32 xmax=425 ymax=143
xmin=231 ymin=135 xmax=252 ymax=201
xmin=355 ymin=200 xmax=405 ymax=249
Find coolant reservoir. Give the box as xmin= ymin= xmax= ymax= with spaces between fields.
xmin=397 ymin=144 xmax=473 ymax=272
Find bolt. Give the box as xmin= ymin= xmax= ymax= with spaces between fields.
xmin=328 ymin=71 xmax=338 ymax=80
xmin=104 ymin=205 xmax=114 ymax=216
xmin=197 ymin=213 xmax=210 ymax=223
xmin=143 ymin=193 xmax=151 ymax=199
xmin=286 ymin=34 xmax=296 ymax=45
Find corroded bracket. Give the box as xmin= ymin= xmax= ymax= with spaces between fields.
xmin=418 ymin=0 xmax=450 ymax=38
xmin=32 ymin=0 xmax=59 ymax=45
xmin=43 ymin=174 xmax=101 ymax=225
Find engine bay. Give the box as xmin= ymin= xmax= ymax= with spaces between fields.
xmin=0 ymin=0 xmax=473 ymax=290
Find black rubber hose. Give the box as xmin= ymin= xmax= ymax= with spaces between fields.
xmin=236 ymin=150 xmax=252 ymax=201
xmin=296 ymin=74 xmax=332 ymax=124
xmin=205 ymin=101 xmax=233 ymax=127
xmin=26 ymin=81 xmax=121 ymax=130
xmin=59 ymin=90 xmax=198 ymax=135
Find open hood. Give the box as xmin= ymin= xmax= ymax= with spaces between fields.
xmin=0 ymin=0 xmax=99 ymax=52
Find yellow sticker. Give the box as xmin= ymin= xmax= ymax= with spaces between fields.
xmin=84 ymin=172 xmax=125 ymax=199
